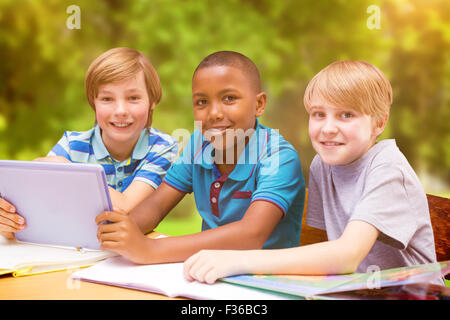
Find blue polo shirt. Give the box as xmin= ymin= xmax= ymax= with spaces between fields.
xmin=164 ymin=120 xmax=305 ymax=249
xmin=48 ymin=125 xmax=178 ymax=192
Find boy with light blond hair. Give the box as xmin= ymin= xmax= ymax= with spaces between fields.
xmin=183 ymin=60 xmax=441 ymax=285
xmin=0 ymin=47 xmax=178 ymax=239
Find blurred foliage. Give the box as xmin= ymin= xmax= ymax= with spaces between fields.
xmin=0 ymin=0 xmax=449 ymax=211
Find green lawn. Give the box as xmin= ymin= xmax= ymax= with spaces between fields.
xmin=154 ymin=213 xmax=202 ymax=236
xmin=427 ymin=191 xmax=450 ymax=198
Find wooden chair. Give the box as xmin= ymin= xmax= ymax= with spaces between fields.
xmin=299 ymin=190 xmax=449 ymax=279
xmin=299 ymin=189 xmax=328 ymax=246
xmin=426 ymin=194 xmax=450 ymax=280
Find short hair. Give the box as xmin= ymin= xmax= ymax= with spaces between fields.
xmin=303 ymin=60 xmax=392 ymax=123
xmin=85 ymin=47 xmax=162 ymax=118
xmin=194 ymin=51 xmax=262 ymax=92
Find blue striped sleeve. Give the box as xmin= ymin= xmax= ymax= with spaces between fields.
xmin=133 ymin=137 xmax=178 ymax=188
xmin=50 ymin=143 xmax=71 ymax=160
xmin=148 ymin=134 xmax=171 ymax=147
xmin=68 ymin=140 xmax=91 ymax=154
xmin=144 ymin=152 xmax=173 ymax=171
xmin=48 ymin=132 xmax=72 ymax=160
xmin=134 ymin=171 xmax=161 ymax=190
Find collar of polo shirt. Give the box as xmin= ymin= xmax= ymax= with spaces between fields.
xmin=91 ymin=125 xmax=150 ymax=163
xmin=193 ymin=119 xmax=269 ymax=181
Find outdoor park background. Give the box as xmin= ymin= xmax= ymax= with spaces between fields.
xmin=1 ymin=0 xmax=449 ymax=236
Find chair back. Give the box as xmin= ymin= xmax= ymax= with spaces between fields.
xmin=299 ymin=189 xmax=328 ymax=246
xmin=426 ymin=194 xmax=450 ymax=259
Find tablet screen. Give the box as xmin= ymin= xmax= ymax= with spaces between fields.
xmin=0 ymin=160 xmax=112 ymax=250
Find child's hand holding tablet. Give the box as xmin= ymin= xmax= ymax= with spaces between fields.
xmin=0 ymin=197 xmax=25 ymax=239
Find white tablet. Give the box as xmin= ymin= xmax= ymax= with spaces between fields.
xmin=0 ymin=160 xmax=112 ymax=250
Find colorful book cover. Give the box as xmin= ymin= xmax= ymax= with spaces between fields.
xmin=221 ymin=261 xmax=450 ymax=299
xmin=318 ymin=283 xmax=450 ymax=300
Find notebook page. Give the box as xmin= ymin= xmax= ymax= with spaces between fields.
xmin=72 ymin=256 xmax=296 ymax=300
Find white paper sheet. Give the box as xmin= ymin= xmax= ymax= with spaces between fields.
xmin=72 ymin=256 xmax=298 ymax=300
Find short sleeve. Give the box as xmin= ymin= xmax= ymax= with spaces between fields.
xmin=47 ymin=131 xmax=72 ymax=160
xmin=350 ymin=164 xmax=417 ymax=250
xmin=305 ymin=157 xmax=326 ymax=230
xmin=251 ymin=146 xmax=305 ymax=216
xmin=134 ymin=141 xmax=179 ymax=189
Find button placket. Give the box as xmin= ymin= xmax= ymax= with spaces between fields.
xmin=209 ymin=171 xmax=230 ymax=218
xmin=210 ymin=179 xmax=225 ymax=217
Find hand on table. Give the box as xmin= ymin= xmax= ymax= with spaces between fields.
xmin=183 ymin=249 xmax=247 ymax=284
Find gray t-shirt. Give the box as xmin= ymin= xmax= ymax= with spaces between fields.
xmin=306 ymin=139 xmax=439 ymax=280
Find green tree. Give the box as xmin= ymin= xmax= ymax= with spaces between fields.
xmin=1 ymin=0 xmax=448 ymax=194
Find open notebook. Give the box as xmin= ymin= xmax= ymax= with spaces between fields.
xmin=0 ymin=236 xmax=115 ymax=277
xmin=71 ymin=256 xmax=299 ymax=300
xmin=72 ymin=256 xmax=449 ymax=300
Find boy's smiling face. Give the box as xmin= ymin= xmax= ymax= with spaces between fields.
xmin=192 ymin=65 xmax=266 ymax=154
xmin=308 ymin=93 xmax=384 ymax=166
xmin=94 ymin=71 xmax=153 ymax=161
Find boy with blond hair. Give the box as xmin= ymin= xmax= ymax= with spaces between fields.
xmin=46 ymin=47 xmax=177 ymax=213
xmin=0 ymin=47 xmax=177 ymax=239
xmin=183 ymin=60 xmax=440 ymax=285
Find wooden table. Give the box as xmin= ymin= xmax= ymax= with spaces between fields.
xmin=0 ymin=232 xmax=181 ymax=300
xmin=0 ymin=269 xmax=181 ymax=300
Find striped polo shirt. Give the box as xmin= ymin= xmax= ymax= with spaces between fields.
xmin=48 ymin=125 xmax=178 ymax=192
xmin=164 ymin=119 xmax=305 ymax=249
